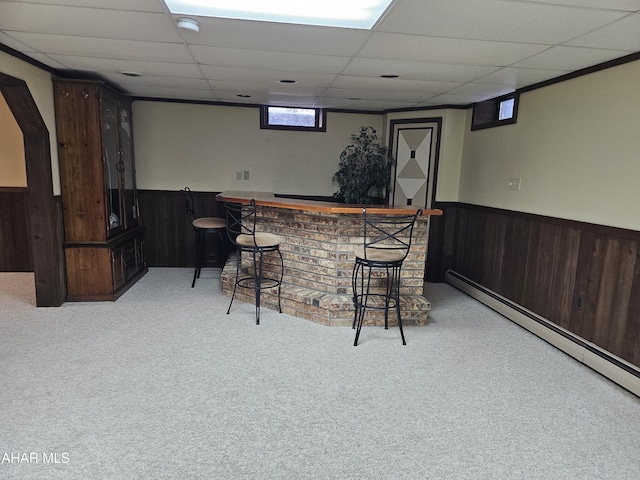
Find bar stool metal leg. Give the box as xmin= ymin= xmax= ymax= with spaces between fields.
xmin=353 ymin=265 xmax=373 ymax=347
xmin=227 ymin=252 xmax=240 ymax=314
xmin=191 ymin=229 xmax=202 ymax=288
xmin=254 ymin=250 xmax=262 ymax=325
xmin=392 ymin=265 xmax=406 ymax=345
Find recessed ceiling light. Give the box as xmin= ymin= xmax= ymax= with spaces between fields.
xmin=279 ymin=79 xmax=297 ymax=84
xmin=117 ymin=70 xmax=143 ymax=78
xmin=177 ymin=17 xmax=200 ymax=32
xmin=380 ymin=74 xmax=399 ymax=78
xmin=165 ymin=0 xmax=396 ymax=29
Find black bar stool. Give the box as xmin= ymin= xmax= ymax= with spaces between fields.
xmin=223 ymin=199 xmax=284 ymax=324
xmin=180 ymin=187 xmax=228 ymax=287
xmin=352 ymin=208 xmax=422 ymax=346
xmin=191 ymin=217 xmax=227 ymax=287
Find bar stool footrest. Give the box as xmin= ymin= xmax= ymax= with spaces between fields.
xmin=236 ymin=276 xmax=281 ymax=291
xmin=354 ymin=293 xmax=397 ymax=310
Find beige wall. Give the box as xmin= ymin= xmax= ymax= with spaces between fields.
xmin=0 ymin=50 xmax=60 ymax=195
xmin=459 ymin=59 xmax=640 ymax=231
xmin=3 ymin=47 xmax=639 ymax=230
xmin=132 ymin=101 xmax=383 ymax=195
xmin=133 ymin=99 xmax=468 ymax=200
xmin=0 ymin=92 xmax=26 ymax=187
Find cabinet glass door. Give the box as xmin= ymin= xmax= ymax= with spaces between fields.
xmin=118 ymin=103 xmax=137 ymax=229
xmin=101 ymin=95 xmax=121 ymax=234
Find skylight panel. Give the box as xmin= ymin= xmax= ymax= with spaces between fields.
xmin=165 ymin=0 xmax=395 ymax=29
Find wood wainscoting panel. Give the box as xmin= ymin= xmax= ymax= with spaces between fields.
xmin=0 ymin=188 xmax=32 ymax=272
xmin=624 ymin=247 xmax=640 ymax=364
xmin=137 ymin=189 xmax=225 ymax=267
xmin=437 ymin=202 xmax=640 ymax=368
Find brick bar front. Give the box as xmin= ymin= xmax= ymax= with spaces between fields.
xmin=221 ymin=204 xmax=432 ymax=326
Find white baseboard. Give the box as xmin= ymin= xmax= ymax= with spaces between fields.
xmin=445 ymin=270 xmax=640 ymax=398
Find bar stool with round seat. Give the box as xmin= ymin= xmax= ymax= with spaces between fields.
xmin=191 ymin=216 xmax=228 ymax=287
xmin=223 ymin=199 xmax=284 ymax=325
xmin=352 ymin=208 xmax=422 ymax=346
xmin=181 ymin=187 xmax=228 ymax=288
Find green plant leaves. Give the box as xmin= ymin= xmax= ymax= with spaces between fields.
xmin=333 ymin=126 xmax=390 ymax=204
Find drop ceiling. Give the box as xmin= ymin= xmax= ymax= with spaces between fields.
xmin=1 ymin=0 xmax=639 ymax=111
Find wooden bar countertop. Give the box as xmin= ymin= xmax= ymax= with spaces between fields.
xmin=216 ymin=191 xmax=443 ymax=216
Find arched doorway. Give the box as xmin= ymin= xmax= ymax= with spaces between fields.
xmin=0 ymin=72 xmax=65 ymax=306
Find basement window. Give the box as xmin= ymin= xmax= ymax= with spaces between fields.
xmin=260 ymin=106 xmax=326 ymax=132
xmin=471 ymin=93 xmax=519 ymax=131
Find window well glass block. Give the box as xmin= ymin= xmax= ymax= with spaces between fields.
xmin=498 ymin=98 xmax=515 ymax=120
xmin=268 ymin=107 xmax=316 ymax=127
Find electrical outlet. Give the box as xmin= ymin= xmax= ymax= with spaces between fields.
xmin=236 ymin=171 xmax=242 ymax=180
xmin=243 ymin=170 xmax=250 ymax=180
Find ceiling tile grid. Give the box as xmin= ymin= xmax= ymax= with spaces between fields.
xmin=0 ymin=0 xmax=638 ymax=110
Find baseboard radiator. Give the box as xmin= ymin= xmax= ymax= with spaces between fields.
xmin=445 ymin=270 xmax=640 ymax=398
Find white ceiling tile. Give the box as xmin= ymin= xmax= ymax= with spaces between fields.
xmin=0 ymin=31 xmax=37 ymax=52
xmin=190 ymin=45 xmax=350 ymax=73
xmin=332 ymin=75 xmax=461 ymax=94
xmin=342 ymin=58 xmax=501 ymax=82
xmin=378 ymin=0 xmax=628 ymax=44
xmin=1 ymin=0 xmax=637 ymax=109
xmin=475 ymin=67 xmax=571 ymax=87
xmin=125 ymin=85 xmax=219 ymax=101
xmin=445 ymin=83 xmax=516 ymax=98
xmin=213 ymin=91 xmax=264 ymax=104
xmin=512 ymin=45 xmax=634 ymax=70
xmin=215 ymin=92 xmax=321 ymax=108
xmin=21 ymin=52 xmax=70 ymax=70
xmin=212 ymin=80 xmax=326 ymax=98
xmin=361 ymin=33 xmax=549 ymax=66
xmin=48 ymin=55 xmax=204 ymax=78
xmin=324 ymin=87 xmax=438 ymax=104
xmin=319 ymin=97 xmax=416 ymax=110
xmin=260 ymin=95 xmax=324 ymax=107
xmin=99 ymin=73 xmax=211 ymax=91
xmin=0 ymin=3 xmax=179 ymax=42
xmin=8 ymin=0 xmax=165 ymax=11
xmin=187 ymin=17 xmax=370 ymax=56
xmin=9 ymin=32 xmax=192 ymax=63
xmin=566 ymin=12 xmax=640 ymax=51
xmin=428 ymin=93 xmax=499 ymax=105
xmin=200 ymin=66 xmax=338 ymax=86
xmin=505 ymin=0 xmax=640 ymax=11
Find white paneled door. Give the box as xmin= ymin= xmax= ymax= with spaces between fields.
xmin=389 ymin=119 xmax=441 ymax=209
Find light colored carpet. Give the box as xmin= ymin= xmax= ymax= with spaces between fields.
xmin=1 ymin=268 xmax=639 ymax=480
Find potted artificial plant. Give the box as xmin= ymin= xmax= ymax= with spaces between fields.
xmin=333 ymin=126 xmax=391 ymax=204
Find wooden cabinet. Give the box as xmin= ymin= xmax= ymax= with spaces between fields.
xmin=54 ymin=79 xmax=147 ymax=301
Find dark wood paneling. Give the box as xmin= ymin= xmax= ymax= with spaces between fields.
xmin=568 ymin=231 xmax=594 ymax=338
xmin=499 ymin=216 xmax=530 ymax=303
xmin=605 ymin=239 xmax=636 ymax=355
xmin=1 ymin=74 xmax=65 ymax=306
xmin=482 ymin=213 xmax=506 ymax=291
xmin=583 ymin=235 xmax=606 ymax=343
xmin=623 ymin=247 xmax=640 ymax=364
xmin=436 ymin=202 xmax=640 ymax=368
xmin=0 ymin=188 xmax=32 ymax=271
xmin=138 ymin=189 xmax=225 ymax=267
